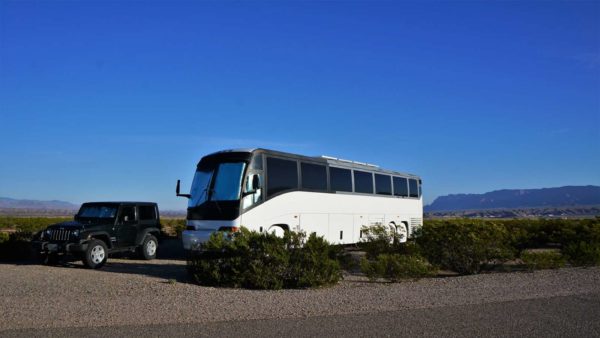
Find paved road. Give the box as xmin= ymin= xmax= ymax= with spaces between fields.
xmin=3 ymin=292 xmax=598 ymax=337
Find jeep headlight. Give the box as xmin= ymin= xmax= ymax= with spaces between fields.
xmin=71 ymin=230 xmax=80 ymax=238
xmin=44 ymin=229 xmax=51 ymax=238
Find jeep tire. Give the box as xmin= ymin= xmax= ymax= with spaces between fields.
xmin=140 ymin=234 xmax=158 ymax=260
xmin=83 ymin=239 xmax=108 ymax=269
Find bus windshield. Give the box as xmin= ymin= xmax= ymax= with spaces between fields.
xmin=188 ymin=161 xmax=246 ymax=208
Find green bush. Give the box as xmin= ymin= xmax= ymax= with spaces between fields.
xmin=0 ymin=217 xmax=70 ymax=233
xmin=422 ymin=218 xmax=600 ymax=270
xmin=520 ymin=250 xmax=566 ymax=270
xmin=0 ymin=232 xmax=9 ymax=243
xmin=187 ymin=228 xmax=341 ymax=289
xmin=562 ymin=241 xmax=600 ymax=266
xmin=416 ymin=221 xmax=514 ymax=274
xmin=360 ymin=254 xmax=436 ymax=282
xmin=160 ymin=218 xmax=186 ymax=237
xmin=358 ymin=225 xmax=436 ymax=281
xmin=0 ymin=231 xmax=35 ymax=260
xmin=288 ymin=233 xmax=342 ymax=287
xmin=358 ymin=225 xmax=401 ymax=259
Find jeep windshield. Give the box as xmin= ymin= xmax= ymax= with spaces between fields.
xmin=77 ymin=204 xmax=118 ymax=220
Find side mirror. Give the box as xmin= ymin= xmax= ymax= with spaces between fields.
xmin=176 ymin=179 xmax=191 ymax=199
xmin=243 ymin=175 xmax=261 ymax=196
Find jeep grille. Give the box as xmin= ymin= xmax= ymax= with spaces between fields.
xmin=49 ymin=229 xmax=72 ymax=241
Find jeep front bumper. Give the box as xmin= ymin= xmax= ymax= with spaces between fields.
xmin=32 ymin=240 xmax=88 ymax=254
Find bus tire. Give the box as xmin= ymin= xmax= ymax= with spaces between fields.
xmin=396 ymin=223 xmax=408 ymax=243
xmin=268 ymin=225 xmax=286 ymax=238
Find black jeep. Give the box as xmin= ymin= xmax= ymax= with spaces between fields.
xmin=32 ymin=202 xmax=162 ymax=269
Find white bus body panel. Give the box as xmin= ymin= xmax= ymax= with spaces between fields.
xmin=240 ymin=191 xmax=422 ymax=245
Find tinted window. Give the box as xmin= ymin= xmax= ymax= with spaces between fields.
xmin=301 ymin=162 xmax=327 ymax=191
xmin=250 ymin=154 xmax=263 ymax=170
xmin=266 ymin=157 xmax=298 ymax=196
xmin=119 ymin=206 xmax=136 ymax=222
xmin=329 ymin=167 xmax=352 ymax=192
xmin=409 ymin=179 xmax=419 ymax=198
xmin=393 ymin=177 xmax=408 ymax=197
xmin=139 ymin=205 xmax=156 ymax=221
xmin=354 ymin=171 xmax=373 ymax=194
xmin=78 ymin=205 xmax=118 ymax=218
xmin=375 ymin=174 xmax=392 ymax=195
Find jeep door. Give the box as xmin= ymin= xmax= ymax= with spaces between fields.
xmin=116 ymin=205 xmax=138 ymax=247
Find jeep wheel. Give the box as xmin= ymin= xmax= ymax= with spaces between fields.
xmin=140 ymin=234 xmax=158 ymax=260
xmin=83 ymin=239 xmax=108 ymax=269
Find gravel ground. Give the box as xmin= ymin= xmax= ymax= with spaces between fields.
xmin=0 ymin=255 xmax=599 ymax=332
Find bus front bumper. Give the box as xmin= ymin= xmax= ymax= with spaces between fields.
xmin=182 ymin=230 xmax=215 ymax=250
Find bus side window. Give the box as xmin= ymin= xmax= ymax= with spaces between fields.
xmin=409 ymin=179 xmax=419 ymax=198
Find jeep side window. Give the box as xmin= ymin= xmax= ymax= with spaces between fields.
xmin=139 ymin=205 xmax=156 ymax=221
xmin=119 ymin=206 xmax=136 ymax=224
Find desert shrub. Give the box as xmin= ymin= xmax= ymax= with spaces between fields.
xmin=555 ymin=219 xmax=600 ymax=266
xmin=422 ymin=218 xmax=600 ymax=269
xmin=0 ymin=217 xmax=70 ymax=233
xmin=360 ymin=254 xmax=436 ymax=282
xmin=0 ymin=231 xmax=35 ymax=260
xmin=160 ymin=218 xmax=186 ymax=237
xmin=416 ymin=221 xmax=513 ymax=274
xmin=358 ymin=224 xmax=420 ymax=257
xmin=358 ymin=225 xmax=435 ymax=281
xmin=520 ymin=250 xmax=566 ymax=270
xmin=287 ymin=233 xmax=342 ymax=288
xmin=358 ymin=225 xmax=401 ymax=259
xmin=562 ymin=242 xmax=600 ymax=266
xmin=187 ymin=228 xmax=341 ymax=289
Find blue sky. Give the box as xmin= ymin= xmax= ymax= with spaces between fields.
xmin=1 ymin=1 xmax=599 ymax=210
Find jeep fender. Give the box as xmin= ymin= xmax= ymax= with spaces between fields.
xmin=85 ymin=231 xmax=113 ymax=248
xmin=135 ymin=227 xmax=161 ymax=246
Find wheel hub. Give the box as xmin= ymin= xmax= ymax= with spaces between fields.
xmin=90 ymin=245 xmax=105 ymax=264
xmin=146 ymin=240 xmax=157 ymax=256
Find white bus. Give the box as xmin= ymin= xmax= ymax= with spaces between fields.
xmin=176 ymin=148 xmax=422 ymax=250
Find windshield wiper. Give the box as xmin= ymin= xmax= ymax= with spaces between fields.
xmin=198 ymin=187 xmax=209 ymax=203
xmin=208 ymin=188 xmax=223 ymax=215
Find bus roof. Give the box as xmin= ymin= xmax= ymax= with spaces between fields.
xmin=207 ymin=148 xmax=421 ymax=179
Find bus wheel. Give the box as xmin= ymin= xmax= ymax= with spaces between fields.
xmin=395 ymin=223 xmax=408 ymax=243
xmin=268 ymin=226 xmax=286 ymax=238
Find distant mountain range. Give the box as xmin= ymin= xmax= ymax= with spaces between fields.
xmin=425 ymin=185 xmax=600 ymax=212
xmin=0 ymin=197 xmax=186 ymax=217
xmin=3 ymin=186 xmax=600 ymax=218
xmin=0 ymin=197 xmax=79 ymax=210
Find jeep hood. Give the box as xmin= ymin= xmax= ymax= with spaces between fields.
xmin=48 ymin=220 xmax=87 ymax=230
